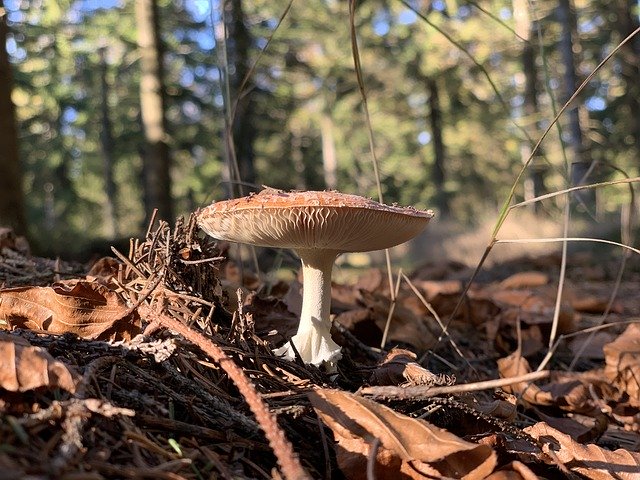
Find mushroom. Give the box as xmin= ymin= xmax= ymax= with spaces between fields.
xmin=197 ymin=189 xmax=434 ymax=369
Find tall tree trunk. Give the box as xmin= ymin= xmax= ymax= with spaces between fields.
xmin=614 ymin=0 xmax=640 ymax=154
xmin=514 ymin=0 xmax=545 ymax=211
xmin=0 ymin=1 xmax=27 ymax=234
xmin=320 ymin=107 xmax=337 ymax=191
xmin=98 ymin=47 xmax=119 ymax=238
xmin=136 ymin=0 xmax=173 ymax=222
xmin=290 ymin=132 xmax=307 ymax=191
xmin=557 ymin=0 xmax=593 ymax=205
xmin=427 ymin=76 xmax=449 ymax=216
xmin=226 ymin=0 xmax=256 ymax=195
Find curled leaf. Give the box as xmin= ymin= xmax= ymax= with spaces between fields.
xmin=309 ymin=388 xmax=496 ymax=479
xmin=525 ymin=422 xmax=640 ymax=479
xmin=604 ymin=323 xmax=640 ymax=407
xmin=0 ymin=279 xmax=140 ymax=340
xmin=0 ymin=333 xmax=78 ymax=393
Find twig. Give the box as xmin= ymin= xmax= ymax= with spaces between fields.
xmin=357 ymin=370 xmax=550 ymax=400
xmin=138 ymin=304 xmax=310 ymax=480
xmin=367 ymin=438 xmax=381 ymax=480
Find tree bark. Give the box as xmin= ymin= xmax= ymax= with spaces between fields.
xmin=557 ymin=0 xmax=593 ymax=206
xmin=136 ymin=0 xmax=173 ymax=222
xmin=226 ymin=0 xmax=256 ymax=195
xmin=0 ymin=1 xmax=27 ymax=234
xmin=614 ymin=0 xmax=640 ymax=153
xmin=514 ymin=0 xmax=545 ymax=211
xmin=320 ymin=107 xmax=337 ymax=191
xmin=427 ymin=76 xmax=449 ymax=216
xmin=98 ymin=47 xmax=119 ymax=238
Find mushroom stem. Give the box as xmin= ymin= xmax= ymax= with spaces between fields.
xmin=276 ymin=248 xmax=342 ymax=368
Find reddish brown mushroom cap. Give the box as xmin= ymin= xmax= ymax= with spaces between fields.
xmin=197 ymin=190 xmax=434 ymax=252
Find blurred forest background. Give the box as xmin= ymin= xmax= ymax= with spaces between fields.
xmin=0 ymin=0 xmax=638 ymax=258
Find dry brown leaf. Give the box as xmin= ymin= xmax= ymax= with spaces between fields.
xmin=309 ymin=388 xmax=497 ymax=479
xmin=355 ymin=268 xmax=385 ymax=293
xmin=369 ymin=348 xmax=453 ymax=387
xmin=0 ymin=279 xmax=140 ymax=340
xmin=499 ymin=271 xmax=549 ymax=289
xmin=498 ymin=352 xmax=600 ymax=414
xmin=0 ymin=333 xmax=78 ymax=392
xmin=525 ymin=421 xmax=640 ymax=479
xmin=360 ymin=290 xmax=437 ymax=352
xmin=415 ymin=279 xmax=463 ymax=301
xmin=568 ymin=332 xmax=616 ymax=360
xmin=86 ymin=256 xmax=121 ymax=280
xmin=571 ymin=296 xmax=623 ymax=314
xmin=484 ymin=461 xmax=539 ymax=480
xmin=604 ymin=323 xmax=640 ymax=407
xmin=498 ymin=352 xmax=553 ymax=406
xmin=474 ymin=399 xmax=517 ymax=422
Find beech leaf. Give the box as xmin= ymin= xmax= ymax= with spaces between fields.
xmin=0 ymin=279 xmax=140 ymax=340
xmin=603 ymin=323 xmax=640 ymax=407
xmin=309 ymin=388 xmax=497 ymax=479
xmin=525 ymin=422 xmax=640 ymax=479
xmin=0 ymin=333 xmax=78 ymax=393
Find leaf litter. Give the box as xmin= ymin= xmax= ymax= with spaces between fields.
xmin=1 ymin=217 xmax=640 ymax=478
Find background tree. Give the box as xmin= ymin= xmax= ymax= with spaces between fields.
xmin=0 ymin=0 xmax=26 ymax=234
xmin=136 ymin=0 xmax=173 ymax=222
xmin=4 ymin=0 xmax=639 ymax=255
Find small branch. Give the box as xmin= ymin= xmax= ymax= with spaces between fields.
xmin=357 ymin=370 xmax=550 ymax=400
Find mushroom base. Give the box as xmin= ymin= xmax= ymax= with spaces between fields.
xmin=274 ymin=324 xmax=342 ymax=370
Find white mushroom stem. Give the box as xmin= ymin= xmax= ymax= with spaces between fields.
xmin=275 ymin=248 xmax=342 ymax=368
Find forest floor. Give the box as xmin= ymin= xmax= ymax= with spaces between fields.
xmin=1 ymin=217 xmax=640 ymax=479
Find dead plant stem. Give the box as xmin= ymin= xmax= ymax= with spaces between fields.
xmin=357 ymin=370 xmax=550 ymax=400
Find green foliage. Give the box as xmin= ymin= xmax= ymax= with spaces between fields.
xmin=4 ymin=0 xmax=639 ymax=254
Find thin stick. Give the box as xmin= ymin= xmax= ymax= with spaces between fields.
xmin=358 ymin=370 xmax=550 ymax=400
xmin=348 ymin=0 xmax=396 ymax=310
xmin=380 ymin=269 xmax=402 ymax=348
xmin=400 ymin=272 xmax=468 ymax=365
xmin=494 ymin=237 xmax=640 ymax=256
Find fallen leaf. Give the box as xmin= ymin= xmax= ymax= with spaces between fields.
xmin=568 ymin=332 xmax=616 ymax=360
xmin=498 ymin=352 xmax=553 ymax=406
xmin=474 ymin=399 xmax=517 ymax=422
xmin=243 ymin=292 xmax=298 ymax=342
xmin=309 ymin=388 xmax=497 ymax=479
xmin=497 ymin=352 xmax=598 ymax=414
xmin=369 ymin=348 xmax=454 ymax=387
xmin=571 ymin=296 xmax=623 ymax=314
xmin=0 ymin=279 xmax=140 ymax=340
xmin=484 ymin=461 xmax=539 ymax=480
xmin=0 ymin=333 xmax=79 ymax=393
xmin=535 ymin=409 xmax=608 ymax=443
xmin=499 ymin=271 xmax=549 ymax=289
xmin=355 ymin=268 xmax=385 ymax=293
xmin=86 ymin=256 xmax=121 ymax=280
xmin=604 ymin=323 xmax=640 ymax=407
xmin=414 ymin=279 xmax=462 ymax=301
xmin=525 ymin=421 xmax=640 ymax=479
xmin=359 ymin=290 xmax=437 ymax=352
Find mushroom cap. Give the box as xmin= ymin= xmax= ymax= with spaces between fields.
xmin=197 ymin=189 xmax=434 ymax=253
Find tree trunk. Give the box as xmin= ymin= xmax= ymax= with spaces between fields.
xmin=557 ymin=0 xmax=593 ymax=205
xmin=615 ymin=0 xmax=640 ymax=154
xmin=135 ymin=0 xmax=173 ymax=222
xmin=226 ymin=0 xmax=256 ymax=195
xmin=0 ymin=0 xmax=27 ymax=234
xmin=320 ymin=107 xmax=337 ymax=191
xmin=427 ymin=77 xmax=449 ymax=216
xmin=514 ymin=0 xmax=545 ymax=211
xmin=98 ymin=47 xmax=119 ymax=238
